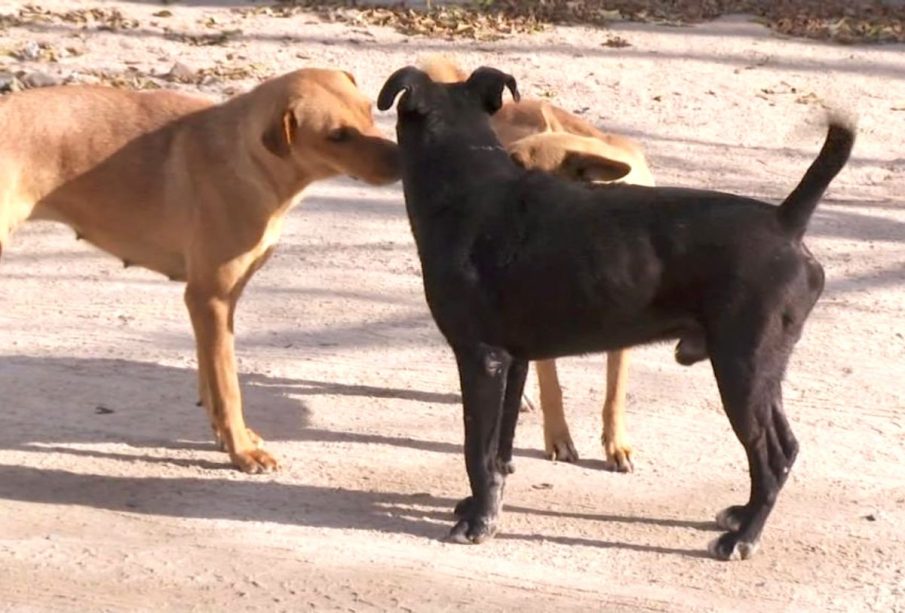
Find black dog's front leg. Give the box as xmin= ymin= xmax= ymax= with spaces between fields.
xmin=449 ymin=345 xmax=513 ymax=544
xmin=454 ymin=356 xmax=528 ymax=519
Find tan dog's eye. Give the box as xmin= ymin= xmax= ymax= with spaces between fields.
xmin=327 ymin=127 xmax=353 ymax=143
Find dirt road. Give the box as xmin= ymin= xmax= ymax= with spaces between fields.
xmin=0 ymin=2 xmax=903 ymax=610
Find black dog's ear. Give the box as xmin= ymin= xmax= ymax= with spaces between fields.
xmin=466 ymin=67 xmax=520 ymax=115
xmin=378 ymin=66 xmax=430 ymax=114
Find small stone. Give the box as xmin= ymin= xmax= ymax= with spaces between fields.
xmin=15 ymin=41 xmax=41 ymax=61
xmin=20 ymin=71 xmax=60 ymax=89
xmin=166 ymin=61 xmax=195 ymax=83
xmin=0 ymin=72 xmax=22 ymax=94
xmin=69 ymin=73 xmax=101 ymax=86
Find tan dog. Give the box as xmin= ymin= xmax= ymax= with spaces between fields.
xmin=421 ymin=57 xmax=654 ymax=472
xmin=0 ymin=69 xmax=400 ymax=472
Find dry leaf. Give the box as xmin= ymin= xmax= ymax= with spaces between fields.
xmin=261 ymin=1 xmax=905 ymax=45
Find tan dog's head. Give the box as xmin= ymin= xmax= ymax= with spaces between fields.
xmin=260 ymin=69 xmax=400 ymax=186
xmin=418 ymin=55 xmax=468 ymax=84
xmin=508 ymin=132 xmax=654 ymax=186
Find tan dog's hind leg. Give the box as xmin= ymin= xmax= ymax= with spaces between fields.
xmin=185 ymin=261 xmax=277 ymax=473
xmin=536 ymin=359 xmax=579 ymax=462
xmin=602 ymin=349 xmax=633 ymax=472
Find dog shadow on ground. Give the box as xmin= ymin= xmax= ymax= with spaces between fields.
xmin=0 ymin=354 xmax=577 ymax=463
xmin=0 ymin=355 xmax=309 ymax=449
xmin=0 ymin=461 xmax=715 ymax=558
xmin=0 ymin=355 xmax=713 ymax=558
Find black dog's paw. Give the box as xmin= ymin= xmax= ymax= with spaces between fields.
xmin=453 ymin=496 xmax=474 ymax=518
xmin=707 ymin=531 xmax=760 ymax=561
xmin=447 ymin=515 xmax=498 ymax=544
xmin=715 ymin=505 xmax=751 ymax=532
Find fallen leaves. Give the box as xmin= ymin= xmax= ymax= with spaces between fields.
xmin=0 ymin=4 xmax=139 ymax=31
xmin=10 ymin=40 xmax=58 ymax=62
xmin=2 ymin=40 xmax=85 ymax=63
xmin=195 ymin=61 xmax=271 ymax=83
xmin=238 ymin=0 xmax=544 ymax=41
xmin=264 ymin=1 xmax=905 ymax=45
xmin=71 ymin=62 xmax=269 ymax=91
xmin=89 ymin=69 xmax=162 ymax=91
xmin=164 ymin=28 xmax=243 ymax=47
xmin=485 ymin=1 xmax=905 ymax=44
xmin=794 ymin=91 xmax=826 ymax=107
xmin=756 ymin=80 xmax=829 ymax=108
xmin=601 ymin=34 xmax=631 ymax=48
xmin=0 ymin=1 xmax=899 ymax=47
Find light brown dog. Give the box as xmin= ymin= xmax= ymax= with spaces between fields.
xmin=0 ymin=69 xmax=400 ymax=472
xmin=421 ymin=57 xmax=655 ymax=472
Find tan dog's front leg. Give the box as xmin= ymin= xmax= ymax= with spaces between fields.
xmin=195 ymin=366 xmax=263 ymax=451
xmin=536 ymin=359 xmax=579 ymax=462
xmin=602 ymin=349 xmax=633 ymax=472
xmin=185 ymin=285 xmax=277 ymax=473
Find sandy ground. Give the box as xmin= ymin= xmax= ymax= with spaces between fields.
xmin=0 ymin=1 xmax=904 ymax=611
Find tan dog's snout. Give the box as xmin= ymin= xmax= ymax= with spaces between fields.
xmin=342 ymin=133 xmax=401 ymax=185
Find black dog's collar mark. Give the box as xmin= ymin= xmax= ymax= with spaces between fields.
xmin=469 ymin=145 xmax=507 ymax=153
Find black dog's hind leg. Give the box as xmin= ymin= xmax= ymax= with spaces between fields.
xmin=449 ymin=345 xmax=518 ymax=544
xmin=497 ymin=358 xmax=528 ymax=475
xmin=708 ymin=323 xmax=799 ymax=561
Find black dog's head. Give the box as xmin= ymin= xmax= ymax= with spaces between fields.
xmin=377 ymin=65 xmax=520 ymax=146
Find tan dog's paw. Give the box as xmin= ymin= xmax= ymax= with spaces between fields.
xmin=230 ymin=448 xmax=279 ymax=474
xmin=602 ymin=435 xmax=633 ymax=473
xmin=544 ymin=431 xmax=579 ymax=462
xmin=214 ymin=427 xmax=265 ymax=451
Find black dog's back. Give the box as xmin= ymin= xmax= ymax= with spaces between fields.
xmin=460 ymin=175 xmax=798 ymax=358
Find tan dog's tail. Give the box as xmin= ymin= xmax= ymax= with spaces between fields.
xmin=419 ymin=55 xmax=467 ymax=83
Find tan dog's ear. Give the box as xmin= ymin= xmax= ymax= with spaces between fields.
xmin=261 ymin=109 xmax=299 ymax=158
xmin=561 ymin=150 xmax=632 ymax=183
xmin=539 ymin=103 xmax=564 ymax=133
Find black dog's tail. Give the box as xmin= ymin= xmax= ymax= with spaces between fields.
xmin=778 ymin=116 xmax=856 ymax=239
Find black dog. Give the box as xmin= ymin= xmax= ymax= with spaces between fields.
xmin=377 ymin=66 xmax=854 ymax=561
